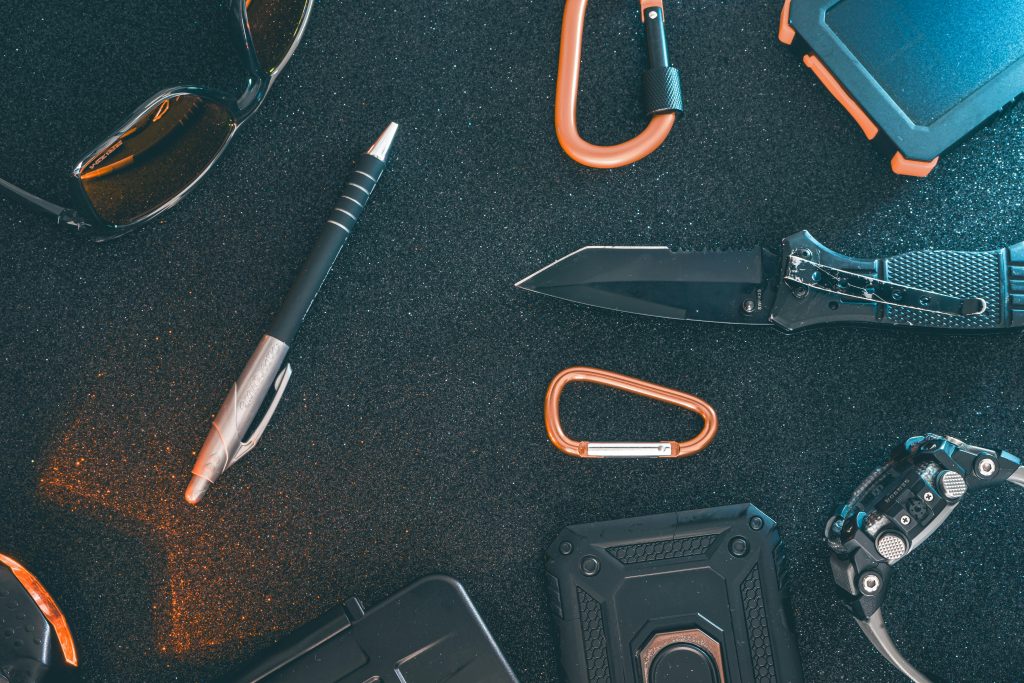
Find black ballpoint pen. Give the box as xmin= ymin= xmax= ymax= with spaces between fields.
xmin=185 ymin=122 xmax=398 ymax=505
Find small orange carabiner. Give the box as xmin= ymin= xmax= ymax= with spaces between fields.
xmin=544 ymin=367 xmax=718 ymax=458
xmin=555 ymin=0 xmax=683 ymax=168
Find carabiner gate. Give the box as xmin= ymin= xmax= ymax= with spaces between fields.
xmin=544 ymin=367 xmax=718 ymax=458
xmin=555 ymin=0 xmax=684 ymax=168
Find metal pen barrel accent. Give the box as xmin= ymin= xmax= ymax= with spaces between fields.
xmin=186 ymin=123 xmax=398 ymax=505
xmin=186 ymin=336 xmax=291 ymax=504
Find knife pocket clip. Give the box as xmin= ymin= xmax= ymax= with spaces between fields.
xmin=227 ymin=364 xmax=293 ymax=469
xmin=784 ymin=255 xmax=986 ymax=317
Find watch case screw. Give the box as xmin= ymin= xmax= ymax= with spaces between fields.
xmin=860 ymin=572 xmax=882 ymax=595
xmin=976 ymin=458 xmax=997 ymax=478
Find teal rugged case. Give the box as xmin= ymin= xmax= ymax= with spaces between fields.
xmin=779 ymin=0 xmax=1024 ymax=176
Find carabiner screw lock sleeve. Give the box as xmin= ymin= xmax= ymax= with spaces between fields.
xmin=556 ymin=0 xmax=684 ymax=168
xmin=640 ymin=4 xmax=684 ymax=118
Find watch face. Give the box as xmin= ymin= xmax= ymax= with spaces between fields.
xmin=831 ymin=435 xmax=1024 ymax=566
xmin=837 ymin=450 xmax=949 ymax=557
xmin=829 ymin=435 xmax=992 ymax=563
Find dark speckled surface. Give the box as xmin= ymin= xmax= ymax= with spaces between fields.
xmin=1 ymin=2 xmax=1023 ymax=682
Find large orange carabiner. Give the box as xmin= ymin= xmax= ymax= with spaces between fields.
xmin=544 ymin=367 xmax=718 ymax=458
xmin=555 ymin=0 xmax=683 ymax=168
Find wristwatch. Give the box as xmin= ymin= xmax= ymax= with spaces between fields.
xmin=825 ymin=435 xmax=1024 ymax=683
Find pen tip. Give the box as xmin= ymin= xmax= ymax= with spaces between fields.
xmin=185 ymin=476 xmax=211 ymax=505
xmin=367 ymin=122 xmax=399 ymax=162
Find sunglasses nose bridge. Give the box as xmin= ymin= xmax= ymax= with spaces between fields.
xmin=236 ymin=76 xmax=265 ymax=116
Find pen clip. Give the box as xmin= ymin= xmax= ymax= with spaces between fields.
xmin=228 ymin=363 xmax=293 ymax=469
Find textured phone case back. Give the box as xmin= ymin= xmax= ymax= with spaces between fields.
xmin=1 ymin=564 xmax=57 ymax=683
xmin=546 ymin=505 xmax=803 ymax=683
xmin=225 ymin=576 xmax=518 ymax=683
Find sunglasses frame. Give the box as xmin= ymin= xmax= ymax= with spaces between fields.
xmin=0 ymin=0 xmax=314 ymax=242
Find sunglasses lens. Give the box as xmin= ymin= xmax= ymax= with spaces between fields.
xmin=246 ymin=0 xmax=309 ymax=73
xmin=79 ymin=94 xmax=235 ymax=226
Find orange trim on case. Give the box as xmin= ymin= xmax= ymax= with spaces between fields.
xmin=803 ymin=54 xmax=879 ymax=140
xmin=891 ymin=152 xmax=939 ymax=177
xmin=640 ymin=0 xmax=664 ymax=14
xmin=0 ymin=553 xmax=78 ymax=667
xmin=555 ymin=0 xmax=677 ymax=168
xmin=778 ymin=0 xmax=796 ymax=45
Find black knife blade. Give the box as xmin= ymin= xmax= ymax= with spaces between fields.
xmin=516 ymin=245 xmax=779 ymax=324
xmin=517 ymin=231 xmax=1023 ymax=332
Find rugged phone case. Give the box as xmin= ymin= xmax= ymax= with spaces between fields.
xmin=546 ymin=505 xmax=803 ymax=683
xmin=224 ymin=575 xmax=518 ymax=683
xmin=1 ymin=563 xmax=58 ymax=683
xmin=780 ymin=0 xmax=1024 ymax=176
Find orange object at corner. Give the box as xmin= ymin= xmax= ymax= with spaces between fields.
xmin=544 ymin=367 xmax=718 ymax=458
xmin=891 ymin=151 xmax=939 ymax=177
xmin=0 ymin=553 xmax=78 ymax=667
xmin=778 ymin=0 xmax=796 ymax=44
xmin=802 ymin=54 xmax=879 ymax=140
xmin=555 ymin=0 xmax=677 ymax=168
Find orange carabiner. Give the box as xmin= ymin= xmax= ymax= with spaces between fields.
xmin=555 ymin=0 xmax=682 ymax=168
xmin=544 ymin=367 xmax=718 ymax=458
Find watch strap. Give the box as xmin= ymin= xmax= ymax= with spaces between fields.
xmin=857 ymin=612 xmax=932 ymax=683
xmin=1009 ymin=466 xmax=1024 ymax=488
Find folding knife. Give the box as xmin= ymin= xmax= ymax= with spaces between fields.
xmin=516 ymin=231 xmax=1024 ymax=332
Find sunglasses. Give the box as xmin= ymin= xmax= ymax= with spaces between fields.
xmin=0 ymin=0 xmax=313 ymax=242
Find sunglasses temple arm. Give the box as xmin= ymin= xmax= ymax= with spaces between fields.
xmin=0 ymin=177 xmax=78 ymax=221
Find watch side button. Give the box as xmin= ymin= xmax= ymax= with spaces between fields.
xmin=875 ymin=532 xmax=908 ymax=562
xmin=937 ymin=470 xmax=967 ymax=500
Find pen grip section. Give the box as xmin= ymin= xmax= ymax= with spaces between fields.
xmin=267 ymin=154 xmax=386 ymax=344
xmin=192 ymin=335 xmax=290 ymax=484
xmin=329 ymin=155 xmax=385 ymax=234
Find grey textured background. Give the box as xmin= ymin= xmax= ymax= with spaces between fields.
xmin=1 ymin=1 xmax=1022 ymax=681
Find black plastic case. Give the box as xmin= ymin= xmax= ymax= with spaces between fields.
xmin=546 ymin=505 xmax=803 ymax=683
xmin=783 ymin=0 xmax=1024 ymax=174
xmin=225 ymin=575 xmax=518 ymax=683
xmin=1 ymin=562 xmax=61 ymax=683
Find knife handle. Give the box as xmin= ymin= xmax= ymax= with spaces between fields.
xmin=771 ymin=231 xmax=1024 ymax=332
